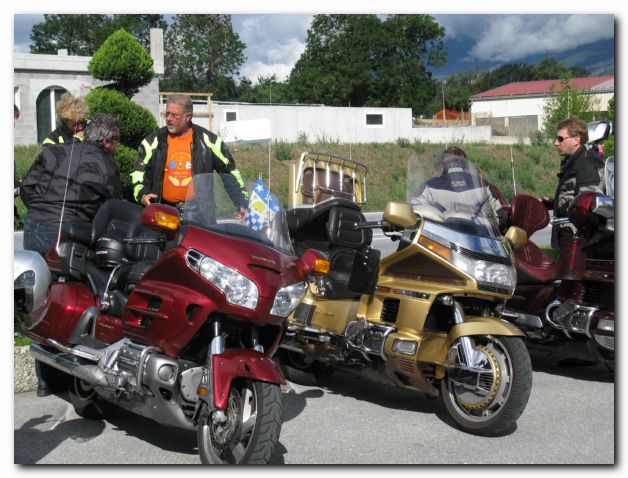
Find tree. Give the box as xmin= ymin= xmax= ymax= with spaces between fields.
xmin=29 ymin=14 xmax=167 ymax=56
xmin=287 ymin=14 xmax=446 ymax=115
xmin=30 ymin=14 xmax=112 ymax=55
xmin=236 ymin=75 xmax=295 ymax=104
xmin=88 ymin=29 xmax=154 ymax=97
xmin=542 ymin=77 xmax=601 ymax=134
xmin=161 ymin=14 xmax=245 ymax=98
xmin=110 ymin=15 xmax=168 ymax=51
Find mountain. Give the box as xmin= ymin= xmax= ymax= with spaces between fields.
xmin=432 ymin=38 xmax=614 ymax=79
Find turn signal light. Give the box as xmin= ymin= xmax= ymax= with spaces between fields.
xmin=155 ymin=211 xmax=180 ymax=231
xmin=140 ymin=203 xmax=181 ymax=238
xmin=419 ymin=236 xmax=451 ymax=261
xmin=314 ymin=258 xmax=331 ymax=274
xmin=297 ymin=249 xmax=330 ymax=277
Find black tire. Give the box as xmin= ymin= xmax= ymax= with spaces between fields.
xmin=440 ymin=335 xmax=532 ymax=437
xmin=197 ymin=380 xmax=282 ymax=464
xmin=277 ymin=349 xmax=334 ymax=386
xmin=39 ymin=362 xmax=72 ymax=393
xmin=68 ymin=377 xmax=116 ymax=419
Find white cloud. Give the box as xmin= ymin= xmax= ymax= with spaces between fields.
xmin=468 ymin=14 xmax=614 ymax=63
xmin=233 ymin=14 xmax=311 ymax=82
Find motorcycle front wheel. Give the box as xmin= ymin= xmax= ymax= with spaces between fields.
xmin=441 ymin=335 xmax=532 ymax=437
xmin=197 ymin=380 xmax=282 ymax=464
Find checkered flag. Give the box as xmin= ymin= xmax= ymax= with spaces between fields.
xmin=246 ymin=178 xmax=281 ymax=232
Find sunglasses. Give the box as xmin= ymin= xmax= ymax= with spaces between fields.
xmin=555 ymin=135 xmax=578 ymax=143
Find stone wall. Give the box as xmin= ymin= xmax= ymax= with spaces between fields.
xmin=14 ymin=346 xmax=37 ymax=393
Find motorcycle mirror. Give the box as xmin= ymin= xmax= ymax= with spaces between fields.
xmin=383 ymin=202 xmax=418 ymax=229
xmin=296 ymin=249 xmax=330 ymax=277
xmin=587 ymin=121 xmax=611 ymax=145
xmin=140 ymin=204 xmax=181 ymax=239
xmin=504 ymin=226 xmax=527 ymax=249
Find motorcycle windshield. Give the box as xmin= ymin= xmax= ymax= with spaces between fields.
xmin=407 ymin=152 xmax=502 ymax=240
xmin=183 ymin=173 xmax=294 ymax=255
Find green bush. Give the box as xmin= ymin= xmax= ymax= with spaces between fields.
xmin=88 ymin=28 xmax=154 ymax=97
xmin=113 ymin=144 xmax=138 ymax=202
xmin=86 ymin=87 xmax=157 ymax=150
xmin=273 ymin=141 xmax=293 ymax=162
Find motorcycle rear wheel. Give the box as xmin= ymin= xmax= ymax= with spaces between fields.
xmin=68 ymin=377 xmax=116 ymax=419
xmin=197 ymin=380 xmax=282 ymax=464
xmin=441 ymin=335 xmax=532 ymax=437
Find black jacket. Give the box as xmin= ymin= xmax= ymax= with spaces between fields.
xmin=20 ymin=142 xmax=121 ymax=225
xmin=42 ymin=125 xmax=82 ymax=147
xmin=132 ymin=123 xmax=248 ymax=209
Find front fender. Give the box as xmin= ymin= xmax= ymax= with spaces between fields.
xmin=212 ymin=349 xmax=285 ymax=410
xmin=449 ymin=317 xmax=525 ymax=341
xmin=417 ymin=317 xmax=524 ymax=365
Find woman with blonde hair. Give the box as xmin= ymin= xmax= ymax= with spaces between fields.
xmin=42 ymin=92 xmax=89 ymax=146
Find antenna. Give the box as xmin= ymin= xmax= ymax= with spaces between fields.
xmin=55 ymin=125 xmax=81 ymax=253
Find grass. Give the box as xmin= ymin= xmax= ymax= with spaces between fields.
xmin=14 ymin=141 xmax=560 ymax=221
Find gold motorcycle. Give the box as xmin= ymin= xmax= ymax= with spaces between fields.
xmin=278 ymin=151 xmax=532 ymax=436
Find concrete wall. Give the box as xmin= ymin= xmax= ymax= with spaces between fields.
xmin=189 ymin=102 xmax=492 ymax=144
xmin=471 ymin=92 xmax=613 ymax=133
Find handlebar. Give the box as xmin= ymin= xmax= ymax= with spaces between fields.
xmin=354 ymin=220 xmax=388 ymax=230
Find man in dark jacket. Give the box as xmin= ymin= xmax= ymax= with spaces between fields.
xmin=549 ymin=117 xmax=605 ymax=248
xmin=21 ymin=113 xmax=121 ymax=255
xmin=132 ymin=94 xmax=248 ymax=222
xmin=411 ymin=147 xmax=507 ymax=232
xmin=20 ymin=113 xmax=121 ymax=397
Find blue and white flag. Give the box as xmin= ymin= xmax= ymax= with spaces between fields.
xmin=246 ymin=178 xmax=281 ymax=231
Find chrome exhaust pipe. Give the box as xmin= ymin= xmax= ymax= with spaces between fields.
xmin=30 ymin=343 xmax=109 ymax=387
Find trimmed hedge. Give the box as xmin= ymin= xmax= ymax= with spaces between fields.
xmin=88 ymin=28 xmax=154 ymax=98
xmin=86 ymin=87 xmax=157 ymax=150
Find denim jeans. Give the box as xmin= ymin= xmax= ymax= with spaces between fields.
xmin=23 ymin=218 xmax=59 ymax=256
xmin=22 ymin=217 xmax=59 ymax=387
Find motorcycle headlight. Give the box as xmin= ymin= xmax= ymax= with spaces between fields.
xmin=271 ymin=282 xmax=308 ymax=317
xmin=452 ymin=251 xmax=516 ymax=290
xmin=194 ymin=255 xmax=259 ymax=310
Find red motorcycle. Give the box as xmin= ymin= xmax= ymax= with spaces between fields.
xmin=14 ymin=173 xmax=327 ymax=464
xmin=501 ymin=189 xmax=614 ymax=365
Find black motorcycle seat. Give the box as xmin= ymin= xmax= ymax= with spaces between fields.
xmin=287 ymin=198 xmax=361 ymax=235
xmin=61 ymin=221 xmax=92 ymax=245
xmin=91 ymin=199 xmax=143 ymax=247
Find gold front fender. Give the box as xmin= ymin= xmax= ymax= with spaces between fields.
xmin=416 ymin=317 xmax=525 ymax=368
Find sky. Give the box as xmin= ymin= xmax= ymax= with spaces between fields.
xmin=12 ymin=11 xmax=615 ymax=83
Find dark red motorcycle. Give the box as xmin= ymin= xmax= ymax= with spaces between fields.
xmin=501 ymin=189 xmax=614 ymax=365
xmin=14 ymin=173 xmax=327 ymax=464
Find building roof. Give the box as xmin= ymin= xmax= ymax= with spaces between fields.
xmin=471 ymin=75 xmax=614 ymax=99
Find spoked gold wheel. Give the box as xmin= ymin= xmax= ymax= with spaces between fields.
xmin=441 ymin=336 xmax=532 ymax=436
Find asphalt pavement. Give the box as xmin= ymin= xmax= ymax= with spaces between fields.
xmin=13 ymin=351 xmax=614 ymax=465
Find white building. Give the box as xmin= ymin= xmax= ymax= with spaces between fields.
xmin=13 ymin=29 xmax=165 ymax=146
xmin=470 ymin=76 xmax=614 ymax=137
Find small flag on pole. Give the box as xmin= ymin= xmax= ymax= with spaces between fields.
xmin=246 ymin=178 xmax=281 ymax=232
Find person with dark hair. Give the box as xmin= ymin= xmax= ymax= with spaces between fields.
xmin=547 ymin=117 xmax=605 ymax=248
xmin=42 ymin=92 xmax=89 ymax=147
xmin=411 ymin=146 xmax=507 ymax=230
xmin=20 ymin=113 xmax=122 ymax=397
xmin=132 ymin=94 xmax=248 ymax=221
